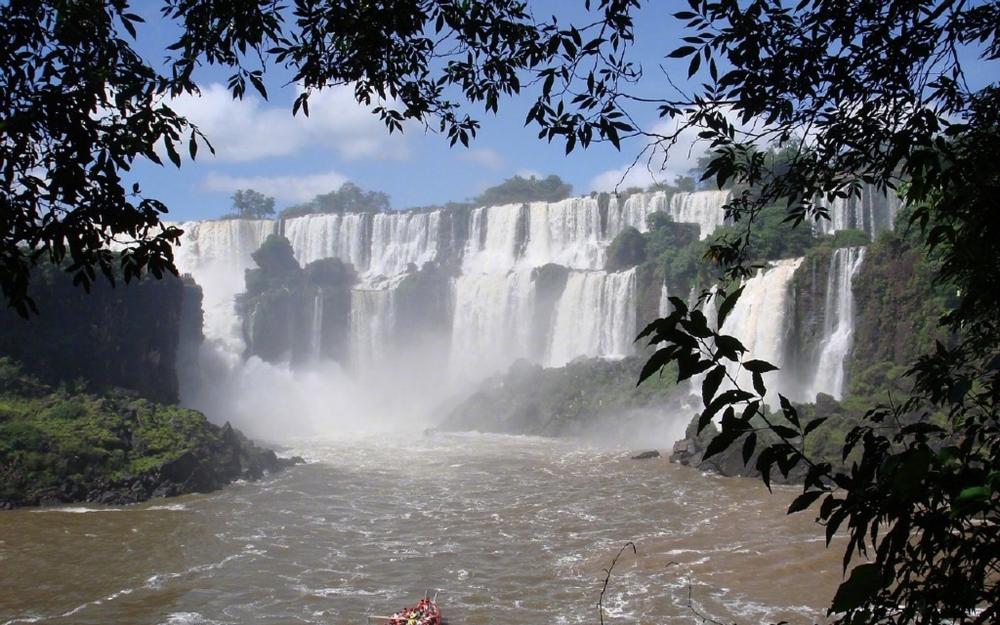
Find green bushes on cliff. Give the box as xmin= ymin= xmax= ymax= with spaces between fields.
xmin=0 ymin=358 xmax=298 ymax=509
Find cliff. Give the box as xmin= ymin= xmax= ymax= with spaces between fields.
xmin=0 ymin=265 xmax=203 ymax=404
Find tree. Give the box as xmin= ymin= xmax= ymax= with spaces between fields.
xmin=623 ymin=2 xmax=1000 ymax=623
xmin=277 ymin=182 xmax=391 ymax=218
xmin=230 ymin=189 xmax=275 ymax=219
xmin=313 ymin=182 xmax=391 ymax=214
xmin=2 ymin=0 xmax=625 ymax=315
xmin=474 ymin=174 xmax=573 ymax=205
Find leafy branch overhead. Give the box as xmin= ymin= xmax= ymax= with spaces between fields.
xmin=0 ymin=0 xmax=636 ymax=315
xmin=634 ymin=1 xmax=1000 ymax=623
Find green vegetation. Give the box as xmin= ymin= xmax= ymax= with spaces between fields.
xmin=278 ymin=182 xmax=392 ymax=219
xmin=473 ymin=174 xmax=573 ymax=206
xmin=605 ymin=226 xmax=646 ymax=272
xmin=225 ymin=189 xmax=276 ymax=219
xmin=0 ymin=358 xmax=292 ymax=508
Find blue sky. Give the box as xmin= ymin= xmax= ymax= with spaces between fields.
xmin=126 ymin=2 xmax=700 ymax=222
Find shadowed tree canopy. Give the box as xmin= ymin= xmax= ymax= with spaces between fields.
xmin=0 ymin=0 xmax=638 ymax=316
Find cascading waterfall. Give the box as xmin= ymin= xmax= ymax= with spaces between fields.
xmin=349 ymin=283 xmax=397 ymax=378
xmin=311 ymin=290 xmax=323 ymax=361
xmin=171 ymin=187 xmax=877 ymax=435
xmin=804 ymin=247 xmax=865 ymax=400
xmin=284 ymin=212 xmax=369 ymax=270
xmin=719 ymin=259 xmax=804 ymax=406
xmin=658 ymin=280 xmax=670 ymax=318
xmin=449 ymin=269 xmax=538 ymax=384
xmin=522 ymin=197 xmax=605 ymax=269
xmin=813 ymin=187 xmax=901 ymax=237
xmin=609 ymin=191 xmax=669 ymax=234
xmin=668 ymin=190 xmax=730 ymax=239
xmin=604 ymin=190 xmax=730 ymax=240
xmin=173 ymin=218 xmax=278 ymax=360
xmin=546 ymin=269 xmax=637 ymax=367
xmin=367 ymin=211 xmax=440 ymax=276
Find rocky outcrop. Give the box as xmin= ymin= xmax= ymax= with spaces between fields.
xmin=631 ymin=450 xmax=661 ymax=460
xmin=0 ymin=377 xmax=303 ymax=510
xmin=437 ymin=356 xmax=684 ymax=438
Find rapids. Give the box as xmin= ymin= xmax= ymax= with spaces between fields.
xmin=0 ymin=432 xmax=841 ymax=625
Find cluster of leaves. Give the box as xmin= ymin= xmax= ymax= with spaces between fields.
xmin=2 ymin=1 xmax=641 ymax=313
xmin=633 ymin=1 xmax=1000 ymax=622
xmin=0 ymin=1 xmax=190 ymax=316
xmin=278 ymin=182 xmax=391 ymax=219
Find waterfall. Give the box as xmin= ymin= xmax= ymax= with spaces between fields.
xmin=546 ymin=269 xmax=637 ymax=367
xmin=603 ymin=190 xmax=729 ymax=240
xmin=284 ymin=212 xmax=369 ymax=270
xmin=719 ymin=258 xmax=803 ymax=406
xmin=173 ymin=219 xmax=278 ymax=360
xmin=658 ymin=280 xmax=670 ymax=318
xmin=311 ymin=290 xmax=323 ymax=361
xmin=449 ymin=269 xmax=537 ymax=383
xmin=350 ymin=283 xmax=396 ymax=378
xmin=171 ymin=187 xmax=877 ymax=436
xmin=461 ymin=204 xmax=525 ymax=273
xmin=608 ymin=192 xmax=670 ymax=235
xmin=813 ymin=185 xmax=901 ymax=237
xmin=367 ymin=211 xmax=440 ymax=277
xmin=668 ymin=191 xmax=730 ymax=239
xmin=804 ymin=247 xmax=865 ymax=400
xmin=522 ymin=197 xmax=606 ymax=270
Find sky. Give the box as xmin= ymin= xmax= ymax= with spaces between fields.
xmin=125 ymin=2 xmax=700 ymax=222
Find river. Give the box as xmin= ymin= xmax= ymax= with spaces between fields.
xmin=0 ymin=432 xmax=841 ymax=624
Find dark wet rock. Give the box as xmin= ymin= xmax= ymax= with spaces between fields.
xmin=631 ymin=450 xmax=661 ymax=460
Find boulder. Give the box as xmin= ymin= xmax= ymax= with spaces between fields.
xmin=631 ymin=450 xmax=661 ymax=460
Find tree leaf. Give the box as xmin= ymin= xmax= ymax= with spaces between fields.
xmin=787 ymin=489 xmax=824 ymax=514
xmin=717 ymin=285 xmax=744 ymax=327
xmin=830 ymin=564 xmax=883 ymax=614
xmin=702 ymin=364 xmax=726 ymax=405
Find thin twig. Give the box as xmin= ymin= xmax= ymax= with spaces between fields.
xmin=597 ymin=541 xmax=636 ymax=625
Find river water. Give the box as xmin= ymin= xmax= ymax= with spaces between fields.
xmin=0 ymin=432 xmax=841 ymax=624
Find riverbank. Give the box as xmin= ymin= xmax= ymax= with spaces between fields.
xmin=0 ymin=359 xmax=302 ymax=509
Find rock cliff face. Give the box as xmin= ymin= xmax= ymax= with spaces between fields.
xmin=0 ymin=267 xmax=203 ymax=404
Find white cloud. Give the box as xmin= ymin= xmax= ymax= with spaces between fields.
xmin=168 ymin=83 xmax=411 ymax=162
xmin=588 ymin=165 xmax=660 ymax=193
xmin=201 ymin=171 xmax=349 ymax=202
xmin=458 ymin=148 xmax=505 ymax=169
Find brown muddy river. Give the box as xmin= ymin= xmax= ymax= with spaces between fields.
xmin=0 ymin=432 xmax=842 ymax=624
